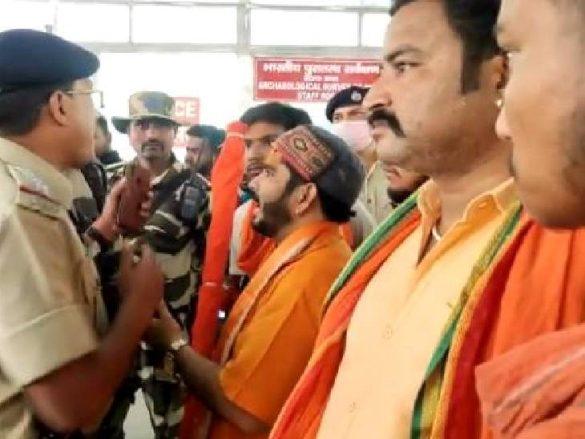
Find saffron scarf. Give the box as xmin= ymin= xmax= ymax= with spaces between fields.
xmin=270 ymin=195 xmax=523 ymax=439
xmin=476 ymin=324 xmax=585 ymax=438
xmin=237 ymin=203 xmax=355 ymax=278
xmin=438 ymin=223 xmax=585 ymax=438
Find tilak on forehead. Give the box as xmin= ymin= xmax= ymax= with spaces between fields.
xmin=268 ymin=126 xmax=336 ymax=181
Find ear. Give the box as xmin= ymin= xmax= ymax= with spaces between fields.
xmin=486 ymin=53 xmax=508 ymax=93
xmin=292 ymin=183 xmax=318 ymax=217
xmin=47 ymin=91 xmax=70 ymax=127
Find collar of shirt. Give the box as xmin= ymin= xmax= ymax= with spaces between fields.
xmin=417 ymin=177 xmax=516 ymax=225
xmin=415 ymin=177 xmax=517 ymax=262
xmin=0 ymin=137 xmax=73 ymax=209
xmin=365 ymin=160 xmax=381 ymax=183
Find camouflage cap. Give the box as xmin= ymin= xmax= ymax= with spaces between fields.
xmin=112 ymin=91 xmax=179 ymax=134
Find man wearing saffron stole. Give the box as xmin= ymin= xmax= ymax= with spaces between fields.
xmin=471 ymin=1 xmax=585 ymax=437
xmin=147 ymin=125 xmax=364 ymax=438
xmin=232 ymin=103 xmax=376 ymax=281
xmin=271 ymin=1 xmax=585 ymax=438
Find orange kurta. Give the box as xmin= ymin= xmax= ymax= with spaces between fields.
xmin=237 ymin=202 xmax=354 ymax=278
xmin=210 ymin=221 xmax=351 ymax=439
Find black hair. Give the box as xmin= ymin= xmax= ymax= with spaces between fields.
xmin=390 ymin=0 xmax=502 ymax=93
xmin=186 ymin=124 xmax=226 ymax=149
xmin=316 ymin=188 xmax=354 ymax=223
xmin=96 ymin=114 xmax=109 ymax=135
xmin=284 ymin=164 xmax=354 ymax=224
xmin=240 ymin=102 xmax=312 ymax=130
xmin=0 ymin=82 xmax=72 ymax=136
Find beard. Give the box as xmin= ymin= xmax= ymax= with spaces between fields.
xmin=387 ymin=174 xmax=428 ymax=206
xmin=387 ymin=187 xmax=415 ymax=206
xmin=252 ymin=192 xmax=293 ymax=238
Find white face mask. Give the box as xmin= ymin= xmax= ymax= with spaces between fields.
xmin=331 ymin=120 xmax=373 ymax=152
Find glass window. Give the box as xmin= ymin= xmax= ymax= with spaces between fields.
xmin=251 ymin=9 xmax=358 ymax=46
xmin=56 ymin=3 xmax=130 ymax=43
xmin=0 ymin=1 xmax=53 ymax=32
xmin=132 ymin=6 xmax=237 ymax=44
xmin=361 ymin=13 xmax=389 ymax=47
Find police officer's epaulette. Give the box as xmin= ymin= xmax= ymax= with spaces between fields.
xmin=6 ymin=165 xmax=61 ymax=218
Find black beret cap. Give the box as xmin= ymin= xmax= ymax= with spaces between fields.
xmin=0 ymin=29 xmax=99 ymax=91
xmin=325 ymin=85 xmax=370 ymax=122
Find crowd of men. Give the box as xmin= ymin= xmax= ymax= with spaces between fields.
xmin=1 ymin=0 xmax=585 ymax=438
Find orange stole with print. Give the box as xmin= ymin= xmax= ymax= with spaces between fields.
xmin=210 ymin=221 xmax=351 ymax=439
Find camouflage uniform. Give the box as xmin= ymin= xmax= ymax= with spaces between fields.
xmin=99 ymin=157 xmax=210 ymax=439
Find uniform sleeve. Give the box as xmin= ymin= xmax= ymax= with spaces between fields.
xmin=0 ymin=207 xmax=98 ymax=386
xmin=351 ymin=199 xmax=376 ymax=247
xmin=218 ymin=253 xmax=341 ymax=425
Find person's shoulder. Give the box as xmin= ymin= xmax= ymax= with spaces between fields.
xmin=289 ymin=236 xmax=350 ymax=286
xmin=0 ymin=160 xmax=65 ymax=226
xmin=0 ymin=160 xmax=18 ymax=221
xmin=304 ymin=237 xmax=350 ymax=268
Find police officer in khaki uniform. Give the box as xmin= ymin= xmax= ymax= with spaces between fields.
xmin=0 ymin=29 xmax=164 ymax=438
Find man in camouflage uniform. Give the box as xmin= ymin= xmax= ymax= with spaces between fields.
xmin=102 ymin=92 xmax=210 ymax=438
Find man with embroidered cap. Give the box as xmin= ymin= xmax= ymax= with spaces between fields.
xmin=106 ymin=92 xmax=211 ymax=438
xmin=327 ymin=85 xmax=426 ymax=223
xmin=146 ymin=124 xmax=364 ymax=438
xmin=0 ymin=29 xmax=164 ymax=437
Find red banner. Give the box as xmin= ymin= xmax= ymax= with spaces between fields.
xmin=254 ymin=57 xmax=380 ymax=103
xmin=173 ymin=97 xmax=200 ymax=148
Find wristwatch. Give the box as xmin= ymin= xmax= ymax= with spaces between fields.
xmin=169 ymin=336 xmax=189 ymax=356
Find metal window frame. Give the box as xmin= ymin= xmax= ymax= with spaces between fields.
xmin=23 ymin=0 xmax=388 ymax=57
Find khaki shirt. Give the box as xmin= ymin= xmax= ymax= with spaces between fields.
xmin=0 ymin=138 xmax=103 ymax=439
xmin=358 ymin=161 xmax=392 ymax=225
